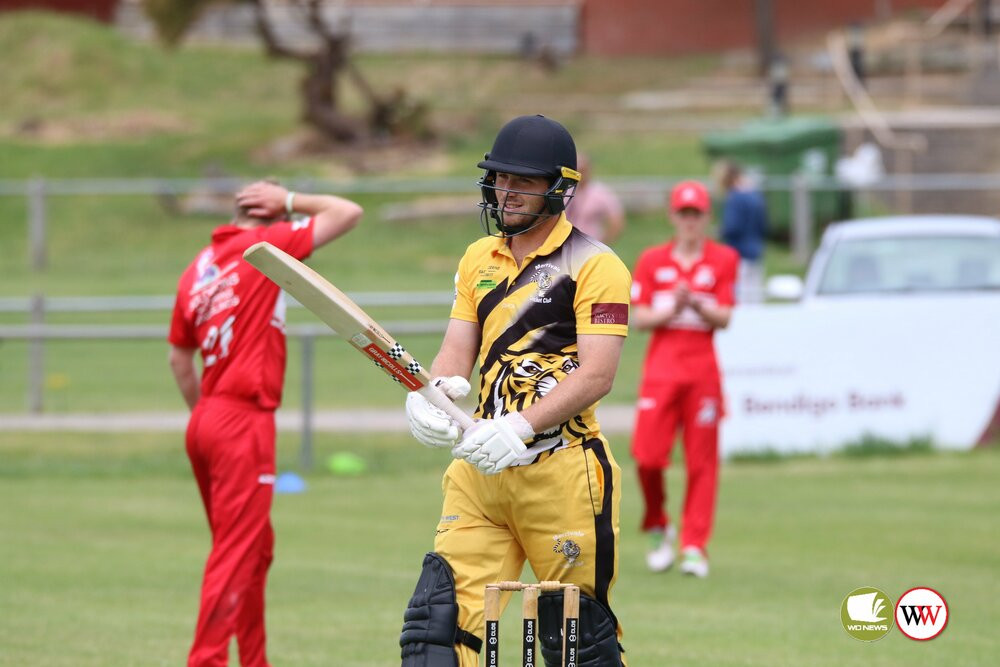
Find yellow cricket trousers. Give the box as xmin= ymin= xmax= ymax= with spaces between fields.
xmin=433 ymin=437 xmax=625 ymax=667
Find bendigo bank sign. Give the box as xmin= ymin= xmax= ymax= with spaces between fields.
xmin=714 ymin=295 xmax=1000 ymax=456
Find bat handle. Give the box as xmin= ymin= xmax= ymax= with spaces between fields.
xmin=416 ymin=384 xmax=477 ymax=432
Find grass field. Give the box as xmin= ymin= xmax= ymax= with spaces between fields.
xmin=1 ymin=433 xmax=997 ymax=666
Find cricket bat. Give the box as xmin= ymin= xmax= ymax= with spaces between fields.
xmin=243 ymin=241 xmax=474 ymax=431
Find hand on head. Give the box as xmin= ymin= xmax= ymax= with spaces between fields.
xmin=235 ymin=181 xmax=287 ymax=221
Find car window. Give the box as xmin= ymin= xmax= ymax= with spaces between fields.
xmin=817 ymin=236 xmax=1000 ymax=295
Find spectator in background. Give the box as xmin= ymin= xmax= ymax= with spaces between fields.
xmin=716 ymin=160 xmax=769 ymax=303
xmin=168 ymin=181 xmax=362 ymax=667
xmin=630 ymin=180 xmax=737 ymax=578
xmin=565 ymin=152 xmax=626 ymax=243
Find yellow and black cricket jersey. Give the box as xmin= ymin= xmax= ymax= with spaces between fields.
xmin=451 ymin=215 xmax=631 ymax=459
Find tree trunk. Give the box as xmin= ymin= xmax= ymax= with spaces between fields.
xmin=250 ymin=0 xmax=422 ymax=145
xmin=301 ymin=43 xmax=361 ymax=143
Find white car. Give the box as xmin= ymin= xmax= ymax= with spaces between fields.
xmin=767 ymin=215 xmax=1000 ymax=301
xmin=715 ymin=215 xmax=1000 ymax=456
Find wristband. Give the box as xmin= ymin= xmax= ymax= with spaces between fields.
xmin=284 ymin=190 xmax=296 ymax=216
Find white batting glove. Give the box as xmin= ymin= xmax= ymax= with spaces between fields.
xmin=433 ymin=376 xmax=472 ymax=402
xmin=405 ymin=376 xmax=471 ymax=449
xmin=451 ymin=412 xmax=535 ymax=475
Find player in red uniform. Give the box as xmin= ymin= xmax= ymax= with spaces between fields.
xmin=630 ymin=180 xmax=738 ymax=578
xmin=168 ymin=181 xmax=362 ymax=666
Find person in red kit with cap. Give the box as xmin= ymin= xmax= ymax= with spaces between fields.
xmin=168 ymin=180 xmax=362 ymax=666
xmin=629 ymin=180 xmax=738 ymax=578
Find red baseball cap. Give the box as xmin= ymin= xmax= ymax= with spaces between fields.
xmin=669 ymin=180 xmax=711 ymax=213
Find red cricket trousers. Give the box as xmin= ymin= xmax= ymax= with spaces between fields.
xmin=631 ymin=378 xmax=722 ymax=551
xmin=186 ymin=396 xmax=275 ymax=667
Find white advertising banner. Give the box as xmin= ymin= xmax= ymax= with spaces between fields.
xmin=715 ymin=293 xmax=1000 ymax=456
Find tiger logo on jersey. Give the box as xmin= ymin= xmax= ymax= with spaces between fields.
xmin=488 ymin=350 xmax=579 ymax=415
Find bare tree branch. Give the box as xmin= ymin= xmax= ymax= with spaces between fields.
xmin=144 ymin=0 xmax=429 ymax=145
xmin=307 ymin=0 xmax=344 ymax=47
xmin=253 ymin=0 xmax=308 ymax=60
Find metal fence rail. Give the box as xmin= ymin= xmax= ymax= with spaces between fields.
xmin=0 ymin=313 xmax=449 ymax=470
xmin=6 ymin=173 xmax=1000 ymax=270
xmin=0 ymin=292 xmax=454 ymax=313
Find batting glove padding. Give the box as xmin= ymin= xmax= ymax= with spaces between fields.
xmin=405 ymin=376 xmax=470 ymax=448
xmin=451 ymin=412 xmax=535 ymax=475
xmin=433 ymin=376 xmax=472 ymax=401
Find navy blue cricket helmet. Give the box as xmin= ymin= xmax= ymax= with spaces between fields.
xmin=477 ymin=115 xmax=581 ymax=237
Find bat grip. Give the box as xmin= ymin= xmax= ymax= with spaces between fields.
xmin=416 ymin=384 xmax=476 ymax=432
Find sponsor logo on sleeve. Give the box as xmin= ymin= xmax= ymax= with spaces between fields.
xmin=591 ymin=303 xmax=628 ymax=325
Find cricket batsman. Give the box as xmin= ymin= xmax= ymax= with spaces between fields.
xmin=398 ymin=115 xmax=631 ymax=666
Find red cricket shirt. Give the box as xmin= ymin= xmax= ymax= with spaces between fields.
xmin=631 ymin=239 xmax=738 ymax=384
xmin=168 ymin=219 xmax=315 ymax=409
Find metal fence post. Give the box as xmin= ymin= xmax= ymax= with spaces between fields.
xmin=790 ymin=174 xmax=814 ymax=265
xmin=300 ymin=333 xmax=315 ymax=471
xmin=28 ymin=294 xmax=45 ymax=413
xmin=894 ymin=149 xmax=914 ymax=214
xmin=28 ymin=178 xmax=47 ymax=271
